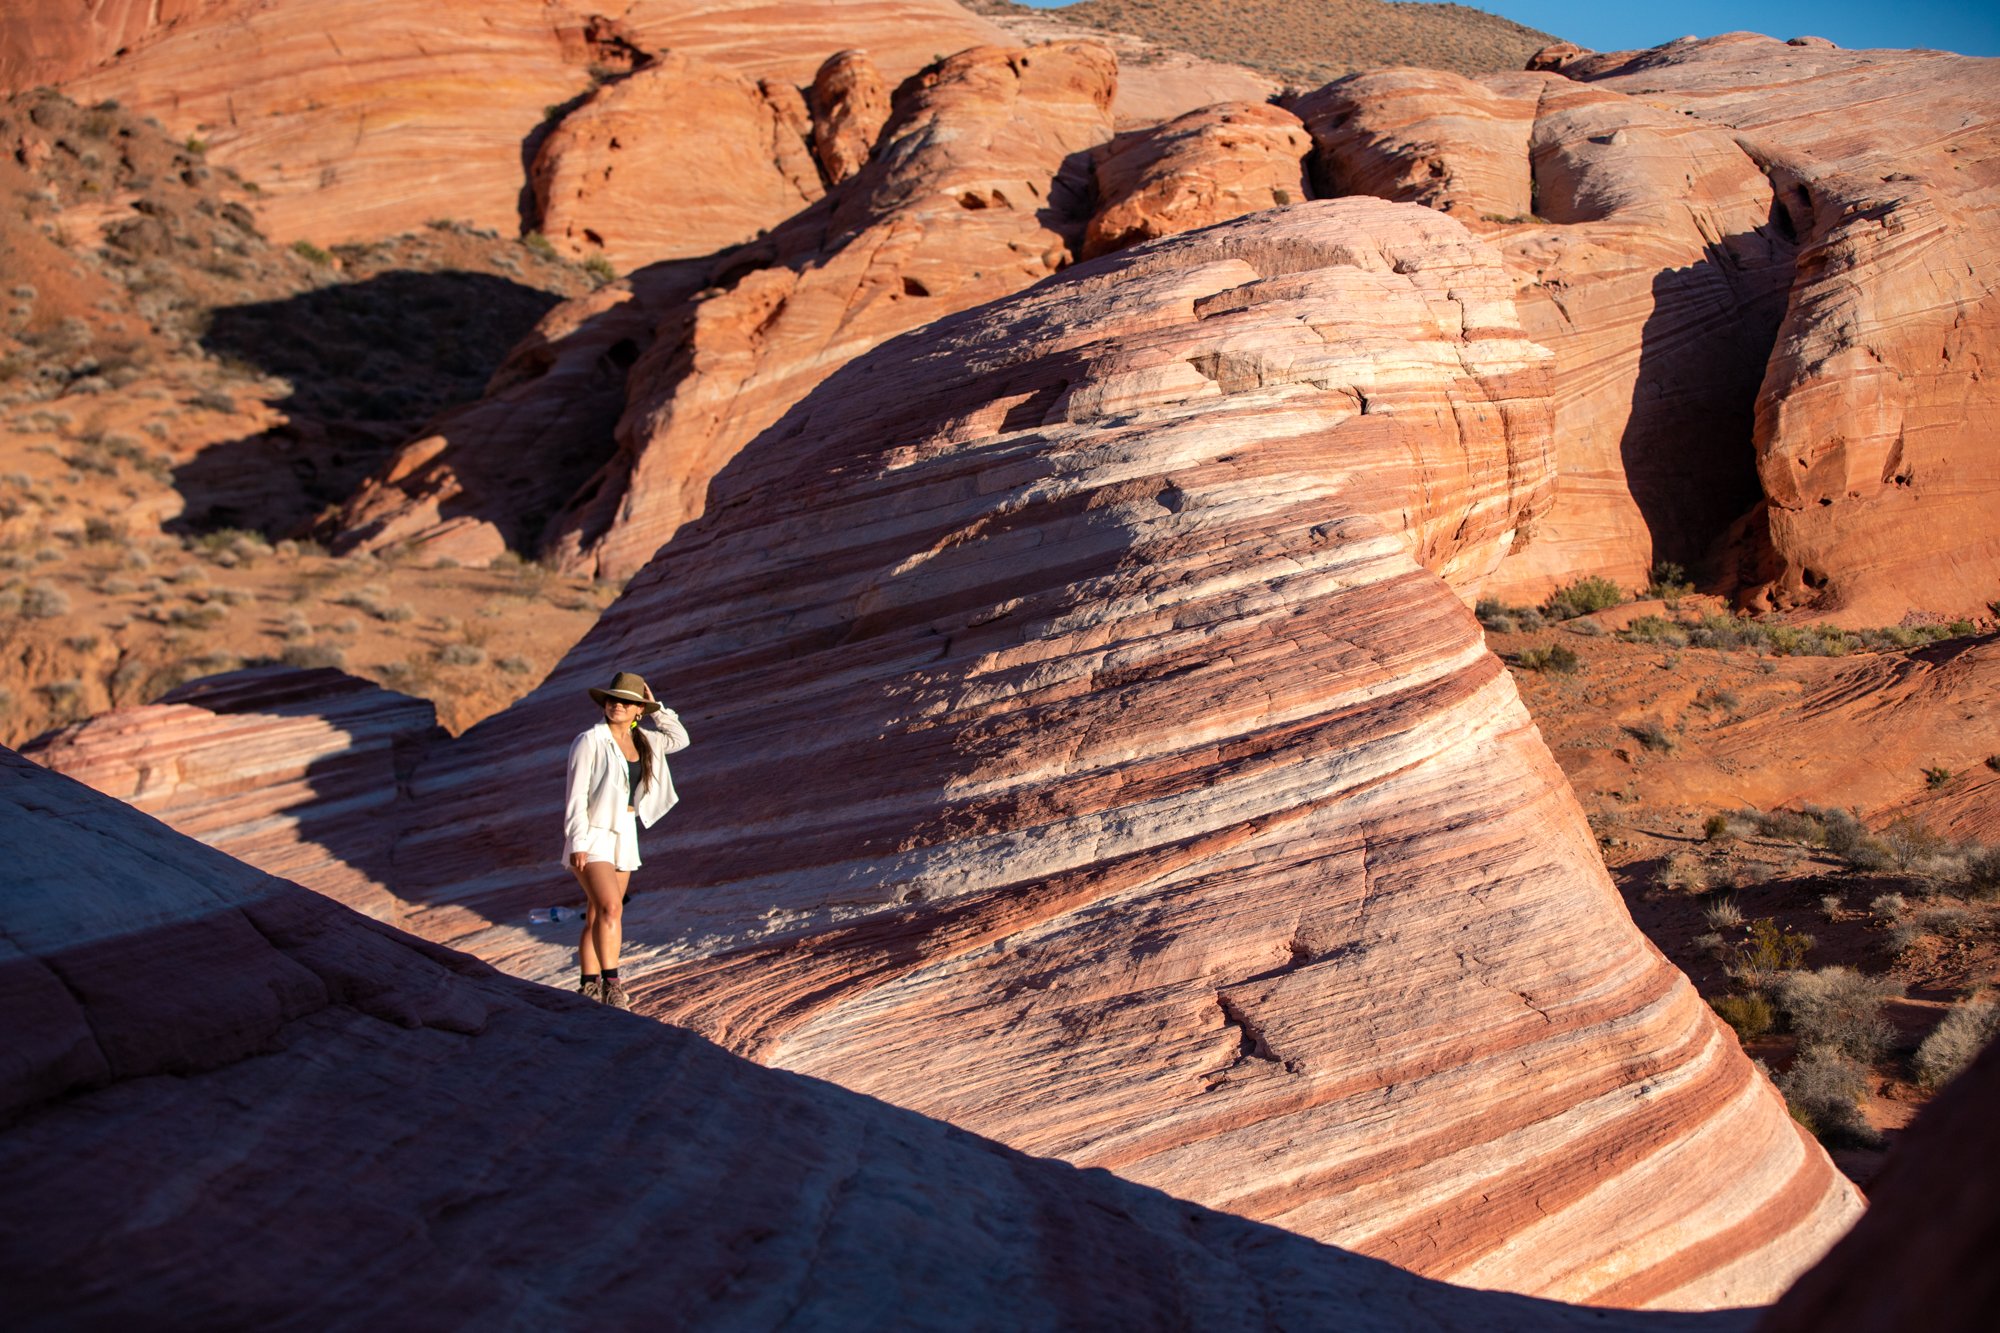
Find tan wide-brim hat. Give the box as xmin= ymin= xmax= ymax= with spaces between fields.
xmin=588 ymin=671 xmax=660 ymax=712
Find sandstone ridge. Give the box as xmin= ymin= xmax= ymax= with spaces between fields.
xmin=0 ymin=749 xmax=1757 ymax=1331
xmin=296 ymin=203 xmax=1861 ymax=1307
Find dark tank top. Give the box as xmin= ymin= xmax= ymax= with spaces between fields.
xmin=625 ymin=756 xmax=642 ymax=800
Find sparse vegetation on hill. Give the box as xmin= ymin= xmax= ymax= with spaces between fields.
xmin=964 ymin=0 xmax=1559 ymax=84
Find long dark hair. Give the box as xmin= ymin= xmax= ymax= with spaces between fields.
xmin=631 ymin=726 xmax=655 ymax=793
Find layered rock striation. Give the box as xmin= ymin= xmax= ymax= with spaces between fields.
xmin=1551 ymin=35 xmax=2000 ymax=623
xmin=345 ymin=202 xmax=1858 ymax=1306
xmin=0 ymin=750 xmax=1753 ymax=1331
xmin=332 ymin=41 xmax=1121 ymax=579
xmin=1299 ymin=67 xmax=1797 ymax=601
xmin=1084 ymin=101 xmax=1312 ymax=259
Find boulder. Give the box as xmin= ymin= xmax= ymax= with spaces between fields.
xmin=1084 ymin=102 xmax=1311 ymax=259
xmin=0 ymin=750 xmax=1739 ymax=1331
xmin=530 ymin=51 xmax=825 ymax=272
xmin=809 ymin=49 xmax=892 ymax=185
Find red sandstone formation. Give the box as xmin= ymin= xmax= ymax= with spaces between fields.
xmin=1 ymin=0 xmax=1011 ymax=245
xmin=810 ymin=49 xmax=893 ymax=186
xmin=530 ymin=51 xmax=826 ymax=272
xmin=1299 ymin=68 xmax=1796 ymax=603
xmin=22 ymin=667 xmax=439 ymax=926
xmin=1552 ymin=35 xmax=2000 ymax=624
xmin=1083 ymin=102 xmax=1312 ymax=259
xmin=4 ymin=751 xmax=1747 ymax=1330
xmin=318 ymin=204 xmax=1853 ymax=1306
xmin=332 ymin=41 xmax=1119 ymax=578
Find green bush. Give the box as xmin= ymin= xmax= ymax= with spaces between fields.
xmin=582 ymin=255 xmax=617 ymax=285
xmin=1542 ymin=575 xmax=1625 ymax=621
xmin=1735 ymin=917 xmax=1812 ymax=980
xmin=1644 ymin=561 xmax=1694 ymax=600
xmin=1924 ymin=765 xmax=1954 ymax=790
xmin=1620 ymin=614 xmax=1688 ymax=646
xmin=1513 ymin=643 xmax=1580 ymax=674
xmin=1711 ymin=992 xmax=1774 ymax=1041
xmin=292 ymin=240 xmax=333 ymax=265
xmin=1628 ymin=719 xmax=1675 ymax=752
xmin=522 ymin=231 xmax=558 ymax=260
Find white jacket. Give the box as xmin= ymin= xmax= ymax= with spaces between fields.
xmin=561 ymin=709 xmax=690 ymax=862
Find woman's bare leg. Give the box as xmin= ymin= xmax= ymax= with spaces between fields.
xmin=570 ymin=865 xmax=602 ymax=976
xmin=576 ymin=861 xmax=629 ymax=971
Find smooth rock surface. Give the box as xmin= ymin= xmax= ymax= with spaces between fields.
xmin=530 ymin=51 xmax=825 ymax=271
xmin=1557 ymin=35 xmax=2000 ymax=623
xmin=329 ymin=203 xmax=1853 ymax=1307
xmin=22 ymin=667 xmax=440 ymax=927
xmin=1084 ymin=102 xmax=1312 ymax=259
xmin=0 ymin=751 xmax=1750 ymax=1332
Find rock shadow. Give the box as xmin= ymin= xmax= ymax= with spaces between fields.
xmin=1622 ymin=226 xmax=1796 ymax=581
xmin=173 ymin=270 xmax=568 ymax=538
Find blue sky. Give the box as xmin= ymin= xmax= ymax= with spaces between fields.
xmin=1014 ymin=1 xmax=2000 ymax=58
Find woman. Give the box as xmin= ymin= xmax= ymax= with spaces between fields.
xmin=562 ymin=670 xmax=690 ymax=1009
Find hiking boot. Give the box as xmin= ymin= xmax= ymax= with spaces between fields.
xmin=577 ymin=977 xmax=602 ymax=1003
xmin=602 ymin=977 xmax=633 ymax=1011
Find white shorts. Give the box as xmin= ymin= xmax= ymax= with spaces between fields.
xmin=576 ymin=808 xmax=641 ymax=872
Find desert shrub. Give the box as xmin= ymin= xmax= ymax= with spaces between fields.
xmin=1513 ymin=643 xmax=1579 ymax=674
xmin=1819 ymin=894 xmax=1843 ymax=921
xmin=1693 ymin=931 xmax=1729 ymax=958
xmin=1987 ymin=755 xmax=2000 ymax=773
xmin=1869 ymin=892 xmax=1907 ymax=921
xmin=1912 ymin=996 xmax=2000 ymax=1090
xmin=1779 ymin=1047 xmax=1878 ymax=1147
xmin=1962 ymin=847 xmax=2000 ymax=901
xmin=1883 ymin=817 xmax=1948 ymax=870
xmin=1704 ymin=897 xmax=1744 ymax=930
xmin=1628 ymin=718 xmax=1675 ymax=752
xmin=332 ymin=586 xmax=416 ymax=623
xmin=522 ymin=231 xmax=558 ymax=259
xmin=1704 ymin=813 xmax=1732 ymax=841
xmin=582 ymin=255 xmax=616 ymax=285
xmin=280 ymin=642 xmax=346 ymax=669
xmin=496 ymin=655 xmax=534 ymax=676
xmin=1891 ymin=904 xmax=1980 ymax=953
xmin=1923 ymin=765 xmax=1954 ymax=790
xmin=1658 ymin=854 xmax=1710 ymax=893
xmin=1542 ymin=575 xmax=1624 ymax=621
xmin=1475 ymin=598 xmax=1544 ymax=633
xmin=1775 ymin=967 xmax=1902 ymax=1062
xmin=1567 ymin=617 xmax=1604 ymax=637
xmin=1711 ymin=992 xmax=1774 ymax=1041
xmin=437 ymin=643 xmax=486 ymax=667
xmin=1620 ymin=614 xmax=1688 ymax=646
xmin=19 ymin=582 xmax=68 ymax=618
xmin=292 ymin=239 xmax=332 ymax=265
xmin=1733 ymin=917 xmax=1812 ymax=986
xmin=1644 ymin=561 xmax=1694 ymax=600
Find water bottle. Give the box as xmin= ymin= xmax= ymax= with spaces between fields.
xmin=530 ymin=906 xmax=579 ymax=925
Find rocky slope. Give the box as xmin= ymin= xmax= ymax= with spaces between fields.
xmin=966 ymin=0 xmax=1556 ymax=85
xmin=87 ymin=202 xmax=1865 ymax=1307
xmin=0 ymin=749 xmax=1752 ymax=1331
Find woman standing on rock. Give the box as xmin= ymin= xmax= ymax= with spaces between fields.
xmin=562 ymin=671 xmax=689 ymax=1010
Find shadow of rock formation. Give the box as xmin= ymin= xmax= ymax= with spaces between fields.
xmin=176 ymin=269 xmax=568 ymax=537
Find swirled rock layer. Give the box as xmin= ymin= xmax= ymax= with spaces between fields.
xmin=352 ymin=201 xmax=1855 ymax=1307
xmin=8 ymin=0 xmax=1009 ymax=245
xmin=0 ymin=752 xmax=1752 ymax=1332
xmin=1299 ymin=67 xmax=1796 ymax=602
xmin=529 ymin=51 xmax=826 ymax=272
xmin=1551 ymin=35 xmax=2000 ymax=623
xmin=331 ymin=41 xmax=1120 ymax=578
xmin=1083 ymin=101 xmax=1312 ymax=259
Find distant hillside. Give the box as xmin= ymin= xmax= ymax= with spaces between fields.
xmin=962 ymin=0 xmax=1559 ymax=85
